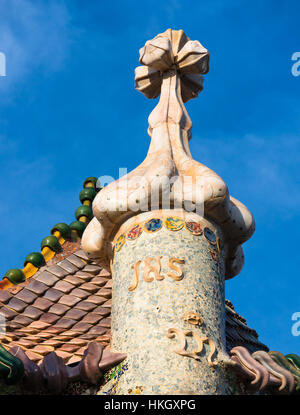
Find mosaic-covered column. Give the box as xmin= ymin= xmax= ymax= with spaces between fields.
xmin=109 ymin=210 xmax=229 ymax=395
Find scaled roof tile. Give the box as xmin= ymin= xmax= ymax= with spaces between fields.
xmin=35 ymin=271 xmax=59 ymax=287
xmin=44 ymin=288 xmax=64 ymax=302
xmin=64 ymin=275 xmax=83 ymax=286
xmin=98 ymin=269 xmax=112 ymax=277
xmin=23 ymin=306 xmax=43 ymax=320
xmin=71 ymin=322 xmax=92 ymax=333
xmin=73 ymin=250 xmax=90 ymax=261
xmin=39 ymin=313 xmax=61 ymax=325
xmin=53 ymin=280 xmax=75 ymax=294
xmin=6 ymin=297 xmax=27 ymax=313
xmin=32 ymin=297 xmax=53 ymax=311
xmin=74 ymin=271 xmax=93 ymax=281
xmin=0 ymin=306 xmax=18 ymax=320
xmin=86 ymin=295 xmax=107 ymax=305
xmin=48 ymin=303 xmax=69 ymax=316
xmin=58 ymin=294 xmax=81 ymax=307
xmin=64 ymin=308 xmax=87 ymax=321
xmin=0 ymin=290 xmax=13 ymax=304
xmin=82 ymin=265 xmax=102 ymax=275
xmin=79 ymin=283 xmax=99 ymax=293
xmin=15 ymin=289 xmax=38 ymax=304
xmin=47 ymin=265 xmax=68 ymax=278
xmin=26 ymin=280 xmax=49 ymax=295
xmin=81 ymin=313 xmax=102 ymax=325
xmin=65 ymin=254 xmax=86 ymax=269
xmin=69 ymin=288 xmax=90 ymax=300
xmin=74 ymin=301 xmax=97 ymax=312
xmin=56 ymin=259 xmax=79 ymax=274
xmin=53 ymin=318 xmax=77 ymax=330
xmin=90 ymin=276 xmax=109 ymax=286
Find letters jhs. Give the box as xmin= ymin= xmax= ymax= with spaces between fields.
xmin=129 ymin=257 xmax=185 ymax=291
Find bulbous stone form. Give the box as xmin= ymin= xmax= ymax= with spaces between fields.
xmin=82 ymin=29 xmax=255 ymax=279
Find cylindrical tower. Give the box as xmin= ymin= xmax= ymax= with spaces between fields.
xmin=110 ymin=210 xmax=228 ymax=394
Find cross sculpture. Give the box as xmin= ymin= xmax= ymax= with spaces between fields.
xmin=82 ymin=29 xmax=255 ymax=395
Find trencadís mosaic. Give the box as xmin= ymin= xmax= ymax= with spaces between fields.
xmin=114 ymin=217 xmax=223 ymax=255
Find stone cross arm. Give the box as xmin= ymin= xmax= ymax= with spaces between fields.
xmin=135 ymin=28 xmax=209 ymax=102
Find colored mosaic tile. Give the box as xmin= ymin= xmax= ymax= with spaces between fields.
xmin=203 ymin=227 xmax=217 ymax=244
xmin=164 ymin=217 xmax=184 ymax=231
xmin=185 ymin=221 xmax=202 ymax=235
xmin=143 ymin=218 xmax=162 ymax=233
xmin=114 ymin=234 xmax=126 ymax=252
xmin=127 ymin=225 xmax=143 ymax=240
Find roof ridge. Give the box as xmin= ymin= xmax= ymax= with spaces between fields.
xmin=0 ymin=177 xmax=101 ymax=290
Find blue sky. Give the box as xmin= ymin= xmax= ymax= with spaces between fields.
xmin=0 ymin=0 xmax=299 ymax=354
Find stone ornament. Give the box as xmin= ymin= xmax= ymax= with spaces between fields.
xmin=229 ymin=346 xmax=296 ymax=394
xmin=81 ymin=28 xmax=255 ymax=280
xmin=7 ymin=342 xmax=126 ymax=394
xmin=136 ymin=28 xmax=209 ymax=102
xmin=166 ymin=328 xmax=217 ymax=367
xmin=252 ymin=351 xmax=295 ymax=393
xmin=182 ymin=311 xmax=203 ymax=326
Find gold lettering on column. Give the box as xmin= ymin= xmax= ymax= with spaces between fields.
xmin=166 ymin=328 xmax=217 ymax=367
xmin=129 ymin=260 xmax=141 ymax=291
xmin=128 ymin=257 xmax=185 ymax=291
xmin=167 ymin=258 xmax=185 ymax=281
xmin=144 ymin=256 xmax=164 ymax=282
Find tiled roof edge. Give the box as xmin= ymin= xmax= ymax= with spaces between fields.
xmin=0 ymin=177 xmax=101 ymax=290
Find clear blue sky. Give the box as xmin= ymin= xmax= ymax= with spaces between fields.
xmin=0 ymin=0 xmax=299 ymax=354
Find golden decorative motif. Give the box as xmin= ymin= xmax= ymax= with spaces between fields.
xmin=129 ymin=260 xmax=141 ymax=291
xmin=144 ymin=256 xmax=164 ymax=282
xmin=128 ymin=256 xmax=185 ymax=291
xmin=166 ymin=328 xmax=217 ymax=367
xmin=128 ymin=386 xmax=144 ymax=395
xmin=182 ymin=311 xmax=203 ymax=326
xmin=167 ymin=258 xmax=185 ymax=281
